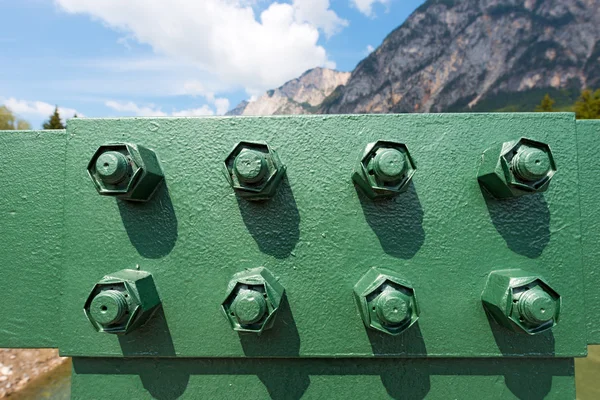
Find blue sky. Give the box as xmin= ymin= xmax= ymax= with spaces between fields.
xmin=0 ymin=0 xmax=424 ymax=128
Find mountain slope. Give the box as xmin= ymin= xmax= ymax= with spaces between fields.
xmin=227 ymin=68 xmax=351 ymax=116
xmin=320 ymin=0 xmax=600 ymax=114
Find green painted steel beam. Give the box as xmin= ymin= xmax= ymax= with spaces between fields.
xmin=58 ymin=114 xmax=585 ymax=357
xmin=70 ymin=357 xmax=575 ymax=399
xmin=0 ymin=130 xmax=66 ymax=348
xmin=576 ymin=120 xmax=600 ymax=345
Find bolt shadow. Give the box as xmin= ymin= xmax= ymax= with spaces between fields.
xmin=482 ymin=190 xmax=551 ymax=259
xmin=71 ymin=354 xmax=573 ymax=399
xmin=500 ymin=359 xmax=560 ymax=400
xmin=357 ymin=183 xmax=425 ymax=259
xmin=485 ymin=311 xmax=556 ymax=358
xmin=366 ymin=323 xmax=430 ymax=399
xmin=428 ymin=357 xmax=571 ymax=400
xmin=116 ymin=307 xmax=189 ymax=399
xmin=485 ymin=307 xmax=558 ymax=399
xmin=117 ymin=182 xmax=178 ymax=259
xmin=485 ymin=317 xmax=558 ymax=400
xmin=238 ymin=295 xmax=309 ymax=400
xmin=236 ymin=179 xmax=300 ymax=259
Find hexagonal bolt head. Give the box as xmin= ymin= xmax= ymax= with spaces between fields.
xmin=224 ymin=141 xmax=286 ymax=201
xmin=477 ymin=138 xmax=557 ymax=199
xmin=352 ymin=141 xmax=416 ymax=200
xmin=221 ymin=267 xmax=285 ymax=335
xmin=87 ymin=143 xmax=165 ymax=202
xmin=353 ymin=267 xmax=420 ymax=336
xmin=481 ymin=269 xmax=561 ymax=335
xmin=84 ymin=269 xmax=161 ymax=335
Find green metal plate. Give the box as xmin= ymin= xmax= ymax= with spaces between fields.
xmin=576 ymin=120 xmax=600 ymax=345
xmin=0 ymin=130 xmax=65 ymax=348
xmin=70 ymin=357 xmax=575 ymax=399
xmin=59 ymin=114 xmax=586 ymax=357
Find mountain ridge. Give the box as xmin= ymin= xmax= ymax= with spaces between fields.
xmin=226 ymin=67 xmax=350 ymax=116
xmin=228 ymin=0 xmax=600 ymax=115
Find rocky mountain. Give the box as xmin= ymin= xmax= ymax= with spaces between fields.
xmin=227 ymin=68 xmax=351 ymax=116
xmin=228 ymin=0 xmax=600 ymax=115
xmin=322 ymin=0 xmax=600 ymax=114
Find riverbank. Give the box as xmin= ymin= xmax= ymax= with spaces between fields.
xmin=0 ymin=349 xmax=67 ymax=398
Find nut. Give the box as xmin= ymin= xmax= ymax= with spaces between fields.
xmin=481 ymin=269 xmax=561 ymax=335
xmin=353 ymin=267 xmax=419 ymax=336
xmin=477 ymin=138 xmax=557 ymax=199
xmin=352 ymin=140 xmax=416 ymax=199
xmin=84 ymin=269 xmax=161 ymax=335
xmin=221 ymin=267 xmax=285 ymax=334
xmin=224 ymin=141 xmax=286 ymax=201
xmin=87 ymin=143 xmax=165 ymax=202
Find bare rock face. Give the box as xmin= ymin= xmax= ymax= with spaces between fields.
xmin=227 ymin=68 xmax=351 ymax=116
xmin=320 ymin=0 xmax=600 ymax=114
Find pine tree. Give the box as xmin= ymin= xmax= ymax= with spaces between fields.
xmin=575 ymin=89 xmax=600 ymax=119
xmin=535 ymin=94 xmax=555 ymax=112
xmin=43 ymin=106 xmax=65 ymax=129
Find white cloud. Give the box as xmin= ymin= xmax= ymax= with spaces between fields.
xmin=181 ymin=80 xmax=214 ymax=99
xmin=366 ymin=44 xmax=375 ymax=54
xmin=292 ymin=0 xmax=348 ymax=38
xmin=172 ymin=106 xmax=215 ymax=117
xmin=105 ymin=100 xmax=167 ymax=116
xmin=214 ymin=98 xmax=231 ymax=115
xmin=54 ymin=0 xmax=345 ymax=95
xmin=179 ymin=82 xmax=230 ymax=114
xmin=352 ymin=0 xmax=389 ymax=17
xmin=2 ymin=97 xmax=79 ymax=119
xmin=105 ymin=100 xmax=221 ymax=117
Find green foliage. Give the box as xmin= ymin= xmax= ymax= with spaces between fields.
xmin=43 ymin=106 xmax=65 ymax=130
xmin=574 ymin=89 xmax=600 ymax=120
xmin=447 ymin=86 xmax=579 ymax=113
xmin=447 ymin=86 xmax=599 ymax=119
xmin=0 ymin=105 xmax=31 ymax=130
xmin=535 ymin=94 xmax=555 ymax=112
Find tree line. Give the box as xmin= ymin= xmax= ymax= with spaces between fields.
xmin=0 ymin=105 xmax=70 ymax=130
xmin=536 ymin=89 xmax=600 ymax=119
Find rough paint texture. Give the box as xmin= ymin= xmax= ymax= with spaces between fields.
xmin=0 ymin=130 xmax=66 ymax=347
xmin=57 ymin=114 xmax=585 ymax=358
xmin=576 ymin=120 xmax=600 ymax=344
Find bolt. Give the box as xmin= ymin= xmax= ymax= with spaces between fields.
xmin=221 ymin=267 xmax=285 ymax=334
xmin=89 ymin=290 xmax=128 ymax=326
xmin=375 ymin=288 xmax=410 ymax=326
xmin=373 ymin=148 xmax=407 ymax=182
xmin=517 ymin=287 xmax=556 ymax=324
xmin=233 ymin=149 xmax=268 ymax=184
xmin=512 ymin=147 xmax=551 ymax=182
xmin=232 ymin=289 xmax=267 ymax=325
xmin=477 ymin=138 xmax=557 ymax=199
xmin=481 ymin=269 xmax=561 ymax=335
xmin=95 ymin=151 xmax=130 ymax=184
xmin=88 ymin=144 xmax=165 ymax=202
xmin=353 ymin=267 xmax=419 ymax=335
